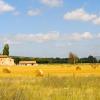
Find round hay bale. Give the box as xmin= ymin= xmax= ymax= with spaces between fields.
xmin=76 ymin=66 xmax=81 ymax=71
xmin=36 ymin=69 xmax=44 ymax=77
xmin=90 ymin=64 xmax=97 ymax=69
xmin=3 ymin=68 xmax=11 ymax=73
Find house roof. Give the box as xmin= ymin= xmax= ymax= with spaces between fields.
xmin=0 ymin=55 xmax=9 ymax=58
xmin=19 ymin=61 xmax=36 ymax=64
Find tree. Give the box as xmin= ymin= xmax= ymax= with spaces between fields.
xmin=13 ymin=57 xmax=21 ymax=65
xmin=3 ymin=44 xmax=9 ymax=56
xmin=88 ymin=55 xmax=97 ymax=63
xmin=68 ymin=52 xmax=79 ymax=64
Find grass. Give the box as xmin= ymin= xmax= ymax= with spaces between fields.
xmin=0 ymin=64 xmax=100 ymax=100
xmin=0 ymin=76 xmax=100 ymax=100
xmin=0 ymin=64 xmax=100 ymax=77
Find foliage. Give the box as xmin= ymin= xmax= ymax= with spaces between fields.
xmin=88 ymin=55 xmax=97 ymax=63
xmin=80 ymin=56 xmax=97 ymax=63
xmin=12 ymin=55 xmax=98 ymax=64
xmin=12 ymin=56 xmax=35 ymax=64
xmin=35 ymin=58 xmax=68 ymax=64
xmin=2 ymin=44 xmax=9 ymax=56
xmin=13 ymin=57 xmax=21 ymax=65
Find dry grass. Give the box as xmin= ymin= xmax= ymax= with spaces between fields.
xmin=0 ymin=76 xmax=100 ymax=100
xmin=0 ymin=64 xmax=100 ymax=77
xmin=0 ymin=64 xmax=100 ymax=100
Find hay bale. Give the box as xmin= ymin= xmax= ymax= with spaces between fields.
xmin=3 ymin=68 xmax=11 ymax=73
xmin=36 ymin=69 xmax=44 ymax=77
xmin=91 ymin=64 xmax=97 ymax=69
xmin=76 ymin=66 xmax=81 ymax=71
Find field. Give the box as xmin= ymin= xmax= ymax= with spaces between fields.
xmin=0 ymin=64 xmax=100 ymax=100
xmin=0 ymin=64 xmax=100 ymax=77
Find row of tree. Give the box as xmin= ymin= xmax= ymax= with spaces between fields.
xmin=1 ymin=44 xmax=99 ymax=64
xmin=12 ymin=54 xmax=99 ymax=64
xmin=68 ymin=52 xmax=98 ymax=64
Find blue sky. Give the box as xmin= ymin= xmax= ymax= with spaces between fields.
xmin=0 ymin=0 xmax=100 ymax=57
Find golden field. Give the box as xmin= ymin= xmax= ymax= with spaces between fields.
xmin=0 ymin=64 xmax=100 ymax=77
xmin=0 ymin=64 xmax=100 ymax=100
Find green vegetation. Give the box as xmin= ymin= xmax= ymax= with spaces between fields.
xmin=2 ymin=44 xmax=9 ymax=56
xmin=0 ymin=76 xmax=100 ymax=100
xmin=12 ymin=56 xmax=98 ymax=64
xmin=0 ymin=44 xmax=98 ymax=64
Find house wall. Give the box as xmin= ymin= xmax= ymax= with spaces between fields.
xmin=19 ymin=63 xmax=35 ymax=66
xmin=0 ymin=58 xmax=15 ymax=66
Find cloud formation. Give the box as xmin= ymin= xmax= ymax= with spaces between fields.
xmin=40 ymin=0 xmax=63 ymax=7
xmin=0 ymin=0 xmax=15 ymax=14
xmin=0 ymin=31 xmax=97 ymax=45
xmin=68 ymin=32 xmax=93 ymax=41
xmin=64 ymin=8 xmax=100 ymax=25
xmin=27 ymin=9 xmax=41 ymax=16
xmin=15 ymin=32 xmax=59 ymax=42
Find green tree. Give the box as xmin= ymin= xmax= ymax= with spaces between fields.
xmin=3 ymin=44 xmax=9 ymax=56
xmin=13 ymin=57 xmax=21 ymax=65
xmin=88 ymin=55 xmax=97 ymax=63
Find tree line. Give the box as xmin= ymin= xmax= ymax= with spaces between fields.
xmin=12 ymin=53 xmax=99 ymax=64
xmin=1 ymin=44 xmax=99 ymax=64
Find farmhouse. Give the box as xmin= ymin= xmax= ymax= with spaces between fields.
xmin=0 ymin=55 xmax=15 ymax=66
xmin=19 ymin=61 xmax=37 ymax=66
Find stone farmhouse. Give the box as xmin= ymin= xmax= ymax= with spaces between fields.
xmin=19 ymin=61 xmax=37 ymax=66
xmin=0 ymin=55 xmax=15 ymax=66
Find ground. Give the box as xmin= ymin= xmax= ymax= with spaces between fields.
xmin=0 ymin=64 xmax=100 ymax=100
xmin=0 ymin=64 xmax=100 ymax=77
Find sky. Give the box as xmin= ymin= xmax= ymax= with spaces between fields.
xmin=0 ymin=0 xmax=100 ymax=58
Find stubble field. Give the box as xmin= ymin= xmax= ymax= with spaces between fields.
xmin=0 ymin=64 xmax=100 ymax=100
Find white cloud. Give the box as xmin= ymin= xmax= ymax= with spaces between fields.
xmin=0 ymin=31 xmax=95 ymax=45
xmin=0 ymin=0 xmax=15 ymax=14
xmin=81 ymin=32 xmax=93 ymax=39
xmin=93 ymin=17 xmax=100 ymax=25
xmin=0 ymin=36 xmax=20 ymax=45
xmin=64 ymin=8 xmax=97 ymax=21
xmin=15 ymin=32 xmax=60 ymax=42
xmin=27 ymin=9 xmax=41 ymax=16
xmin=41 ymin=0 xmax=63 ymax=7
xmin=69 ymin=32 xmax=93 ymax=41
xmin=15 ymin=32 xmax=93 ymax=42
xmin=0 ymin=32 xmax=60 ymax=44
xmin=64 ymin=8 xmax=100 ymax=25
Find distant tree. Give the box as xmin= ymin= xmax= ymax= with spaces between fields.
xmin=68 ymin=52 xmax=79 ymax=64
xmin=13 ymin=57 xmax=21 ymax=65
xmin=88 ymin=55 xmax=97 ymax=63
xmin=79 ymin=58 xmax=89 ymax=63
xmin=3 ymin=44 xmax=9 ymax=56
